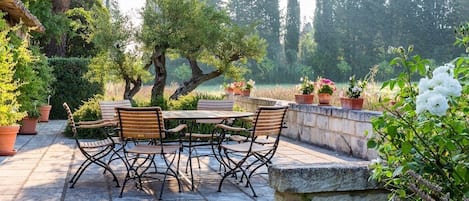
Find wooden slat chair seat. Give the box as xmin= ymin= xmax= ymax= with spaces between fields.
xmin=79 ymin=139 xmax=114 ymax=149
xmin=212 ymin=105 xmax=288 ymax=197
xmin=116 ymin=107 xmax=187 ymax=200
xmin=62 ymin=103 xmax=120 ymax=189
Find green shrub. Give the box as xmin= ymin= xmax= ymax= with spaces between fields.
xmin=48 ymin=57 xmax=104 ymax=119
xmin=368 ymin=46 xmax=469 ymax=200
xmin=168 ymin=93 xmax=224 ymax=110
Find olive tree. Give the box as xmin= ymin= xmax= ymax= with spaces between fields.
xmin=140 ymin=0 xmax=266 ymax=103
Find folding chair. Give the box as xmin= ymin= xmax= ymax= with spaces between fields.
xmin=116 ymin=107 xmax=187 ymax=200
xmin=62 ymin=103 xmax=120 ymax=188
xmin=212 ymin=105 xmax=288 ymax=197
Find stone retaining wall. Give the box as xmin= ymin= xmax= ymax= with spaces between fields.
xmin=231 ymin=95 xmax=381 ymax=160
xmin=269 ymin=162 xmax=388 ymax=201
xmin=231 ymin=95 xmax=386 ymax=200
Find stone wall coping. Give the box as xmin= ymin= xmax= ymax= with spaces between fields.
xmin=269 ymin=162 xmax=382 ymax=193
xmin=288 ymin=103 xmax=382 ymax=122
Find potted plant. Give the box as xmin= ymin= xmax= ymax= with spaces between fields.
xmin=222 ymin=82 xmax=235 ymax=95
xmin=0 ymin=23 xmax=27 ymax=155
xmin=241 ymin=79 xmax=255 ymax=97
xmin=18 ymin=104 xmax=41 ymax=135
xmin=39 ymin=95 xmax=52 ymax=122
xmin=341 ymin=75 xmax=367 ymax=110
xmin=232 ymin=81 xmax=245 ymax=95
xmin=32 ymin=49 xmax=55 ymax=122
xmin=316 ymin=77 xmax=336 ymax=105
xmin=295 ymin=76 xmax=315 ymax=104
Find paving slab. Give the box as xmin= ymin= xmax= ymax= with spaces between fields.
xmin=0 ymin=120 xmax=364 ymax=201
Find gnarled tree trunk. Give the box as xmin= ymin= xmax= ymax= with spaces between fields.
xmin=169 ymin=58 xmax=222 ymax=100
xmin=150 ymin=47 xmax=167 ymax=106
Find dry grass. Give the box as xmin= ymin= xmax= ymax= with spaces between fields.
xmin=105 ymin=82 xmax=395 ymax=111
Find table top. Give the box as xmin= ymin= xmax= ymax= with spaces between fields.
xmin=162 ymin=110 xmax=253 ymax=120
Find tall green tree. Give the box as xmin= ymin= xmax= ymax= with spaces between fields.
xmin=87 ymin=1 xmax=150 ymax=101
xmin=284 ymin=0 xmax=300 ymax=66
xmin=140 ymin=0 xmax=266 ymax=102
xmin=227 ymin=0 xmax=282 ymax=82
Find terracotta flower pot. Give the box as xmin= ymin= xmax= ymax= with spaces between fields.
xmin=295 ymin=94 xmax=314 ymax=104
xmin=318 ymin=93 xmax=332 ymax=105
xmin=242 ymin=89 xmax=251 ymax=97
xmin=0 ymin=125 xmax=20 ymax=156
xmin=233 ymin=88 xmax=242 ymax=95
xmin=39 ymin=105 xmax=52 ymax=122
xmin=341 ymin=97 xmax=364 ymax=110
xmin=225 ymin=88 xmax=234 ymax=95
xmin=18 ymin=117 xmax=38 ymax=135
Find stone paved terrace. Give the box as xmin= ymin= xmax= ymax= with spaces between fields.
xmin=0 ymin=120 xmax=364 ymax=201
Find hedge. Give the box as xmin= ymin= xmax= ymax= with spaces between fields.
xmin=48 ymin=57 xmax=104 ymax=119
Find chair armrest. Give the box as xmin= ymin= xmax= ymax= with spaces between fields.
xmin=165 ymin=124 xmax=187 ymax=133
xmin=77 ymin=119 xmax=106 ymax=125
xmin=215 ymin=124 xmax=247 ymax=132
xmin=76 ymin=120 xmax=116 ymax=129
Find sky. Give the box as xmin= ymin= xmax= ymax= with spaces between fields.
xmin=117 ymin=0 xmax=315 ymax=29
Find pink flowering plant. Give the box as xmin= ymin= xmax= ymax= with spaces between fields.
xmin=316 ymin=77 xmax=336 ymax=95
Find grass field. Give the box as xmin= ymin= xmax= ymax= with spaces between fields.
xmin=105 ymin=82 xmax=395 ymax=111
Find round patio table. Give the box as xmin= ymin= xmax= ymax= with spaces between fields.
xmin=162 ymin=110 xmax=253 ymax=190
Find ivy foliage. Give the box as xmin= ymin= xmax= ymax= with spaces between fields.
xmin=368 ymin=38 xmax=469 ymax=199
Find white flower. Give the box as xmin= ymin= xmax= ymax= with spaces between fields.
xmin=426 ymin=94 xmax=449 ymax=116
xmin=351 ymin=86 xmax=362 ymax=93
xmin=418 ymin=77 xmax=432 ymax=93
xmin=416 ymin=91 xmax=433 ymax=114
xmin=430 ymin=73 xmax=452 ymax=88
xmin=432 ymin=63 xmax=454 ymax=77
xmin=445 ymin=78 xmax=462 ymax=97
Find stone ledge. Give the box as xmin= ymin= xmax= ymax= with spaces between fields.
xmin=269 ymin=162 xmax=381 ymax=193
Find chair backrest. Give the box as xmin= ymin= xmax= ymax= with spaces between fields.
xmin=116 ymin=107 xmax=166 ymax=140
xmin=100 ymin=100 xmax=132 ymax=121
xmin=63 ymin=102 xmax=78 ymax=138
xmin=197 ymin=99 xmax=234 ymax=124
xmin=252 ymin=106 xmax=288 ymax=137
xmin=197 ymin=99 xmax=234 ymax=111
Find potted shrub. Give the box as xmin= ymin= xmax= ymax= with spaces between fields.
xmin=0 ymin=23 xmax=27 ymax=156
xmin=341 ymin=75 xmax=367 ymax=110
xmin=32 ymin=48 xmax=55 ymax=122
xmin=13 ymin=45 xmax=54 ymax=131
xmin=295 ymin=76 xmax=315 ymax=104
xmin=18 ymin=105 xmax=40 ymax=135
xmin=39 ymin=95 xmax=52 ymax=122
xmin=316 ymin=77 xmax=336 ymax=105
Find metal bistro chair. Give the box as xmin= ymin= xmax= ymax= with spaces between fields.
xmin=183 ymin=99 xmax=234 ymax=190
xmin=116 ymin=107 xmax=187 ymax=200
xmin=184 ymin=100 xmax=234 ymax=167
xmin=212 ymin=105 xmax=288 ymax=197
xmin=98 ymin=100 xmax=132 ymax=165
xmin=62 ymin=103 xmax=120 ymax=188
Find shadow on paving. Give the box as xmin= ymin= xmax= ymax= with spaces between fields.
xmin=0 ymin=120 xmax=363 ymax=201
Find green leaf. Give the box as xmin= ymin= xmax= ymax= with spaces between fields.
xmin=367 ymin=139 xmax=377 ymax=148
xmin=401 ymin=141 xmax=412 ymax=154
xmin=392 ymin=166 xmax=404 ymax=177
